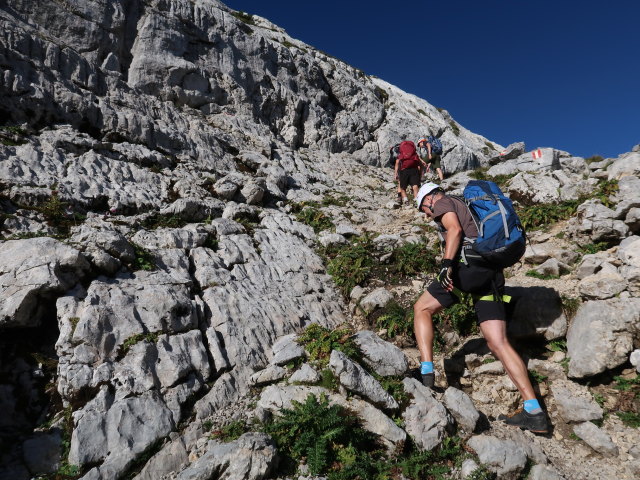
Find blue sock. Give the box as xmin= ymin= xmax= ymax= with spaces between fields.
xmin=524 ymin=399 xmax=542 ymax=414
xmin=420 ymin=361 xmax=434 ymax=375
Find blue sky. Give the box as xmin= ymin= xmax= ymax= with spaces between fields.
xmin=225 ymin=1 xmax=639 ymax=159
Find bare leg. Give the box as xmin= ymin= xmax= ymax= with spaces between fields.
xmin=413 ymin=290 xmax=444 ymax=363
xmin=411 ymin=184 xmax=419 ymax=199
xmin=436 ymin=167 xmax=444 ymax=182
xmin=479 ymin=320 xmax=536 ymax=401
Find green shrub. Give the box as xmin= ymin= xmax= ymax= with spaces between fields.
xmin=613 ymin=375 xmax=640 ymax=393
xmin=325 ymin=237 xmax=374 ymax=296
xmin=231 ymin=11 xmax=255 ymax=25
xmin=436 ymin=294 xmax=477 ymax=336
xmin=298 ymin=324 xmax=360 ymax=365
xmin=547 ymin=339 xmax=567 ymax=352
xmin=210 ymin=420 xmax=246 ymax=442
xmin=529 ymin=371 xmax=548 ymax=383
xmin=526 ymin=270 xmax=560 ymax=280
xmin=585 ymin=155 xmax=604 ymax=164
xmin=594 ymin=179 xmax=619 ymax=208
xmin=263 ymin=393 xmax=380 ymax=476
xmin=517 ymin=200 xmax=580 ymax=230
xmin=615 ymin=411 xmax=640 ymax=428
xmin=389 ymin=242 xmax=436 ymax=276
xmin=375 ymin=301 xmax=414 ymax=339
xmin=578 ymin=242 xmax=609 ymax=255
xmin=468 ymin=167 xmax=515 ymax=188
xmin=141 ymin=214 xmax=186 ymax=230
xmin=561 ymin=296 xmax=580 ymax=320
xmin=292 ymin=202 xmax=334 ymax=233
xmin=120 ymin=332 xmax=160 ymax=357
xmin=132 ymin=244 xmax=156 ymax=271
xmin=449 ymin=121 xmax=460 ymax=136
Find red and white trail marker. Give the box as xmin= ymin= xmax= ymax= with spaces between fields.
xmin=532 ymin=148 xmax=542 ymax=159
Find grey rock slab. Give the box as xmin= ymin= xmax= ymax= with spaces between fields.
xmin=130 ymin=228 xmax=209 ymax=250
xmin=250 ymin=365 xmax=288 ymax=386
xmin=134 ymin=436 xmax=189 ymax=480
xmin=461 ymin=458 xmax=481 ymax=478
xmin=318 ymin=232 xmax=348 ymax=247
xmin=271 ymin=334 xmax=306 ymax=366
xmin=258 ymin=384 xmax=405 ymax=451
xmin=70 ymin=225 xmax=135 ymax=262
xmin=618 ymin=236 xmax=640 ymax=267
xmin=607 ymin=151 xmax=640 ymax=180
xmin=202 ymin=228 xmax=344 ymax=371
xmin=567 ymin=299 xmax=640 ymax=378
xmin=0 ymin=237 xmax=89 ymax=328
xmin=359 ymin=287 xmax=394 ymax=314
xmin=352 ymin=330 xmax=408 ymax=376
xmin=289 ymin=363 xmax=320 ymax=384
xmin=443 ymin=387 xmax=480 ymax=433
xmin=630 ymin=349 xmax=640 ymax=373
xmin=528 ymin=464 xmax=565 ymax=480
xmin=373 ymin=234 xmax=406 ymax=251
xmin=550 ymin=380 xmax=603 ymax=423
xmin=329 ymin=350 xmax=398 ymax=410
xmin=573 ymin=422 xmax=619 ymax=457
xmin=175 ymin=433 xmax=277 ymax=480
xmin=194 ymin=371 xmax=245 ymax=421
xmin=70 ymin=387 xmax=174 ymax=472
xmin=155 ymin=330 xmax=211 ymax=388
xmin=402 ymin=378 xmax=453 ymax=451
xmin=578 ymin=270 xmax=628 ymax=300
xmin=467 ymin=434 xmax=528 ymax=477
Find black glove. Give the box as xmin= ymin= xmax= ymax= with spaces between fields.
xmin=437 ymin=259 xmax=454 ymax=290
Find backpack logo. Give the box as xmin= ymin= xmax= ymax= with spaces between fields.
xmin=397 ymin=141 xmax=420 ymax=169
xmin=428 ymin=136 xmax=443 ymax=155
xmin=463 ymin=180 xmax=526 ymax=268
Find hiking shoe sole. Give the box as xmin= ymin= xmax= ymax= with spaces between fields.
xmin=498 ymin=410 xmax=549 ymax=433
xmin=421 ymin=372 xmax=435 ymax=388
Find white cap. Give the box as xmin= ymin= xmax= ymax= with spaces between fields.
xmin=416 ymin=182 xmax=440 ymax=210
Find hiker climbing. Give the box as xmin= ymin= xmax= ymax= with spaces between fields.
xmin=417 ymin=135 xmax=445 ymax=182
xmin=388 ymin=143 xmax=404 ymax=205
xmin=412 ymin=181 xmax=548 ymax=434
xmin=394 ymin=139 xmax=425 ymax=206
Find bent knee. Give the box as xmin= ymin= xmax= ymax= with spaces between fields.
xmin=414 ymin=293 xmax=442 ymax=316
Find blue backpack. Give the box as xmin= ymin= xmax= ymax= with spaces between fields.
xmin=428 ymin=136 xmax=443 ymax=155
xmin=463 ymin=180 xmax=526 ymax=268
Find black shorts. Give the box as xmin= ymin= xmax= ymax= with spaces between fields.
xmin=427 ymin=259 xmax=507 ymax=323
xmin=399 ymin=168 xmax=420 ymax=190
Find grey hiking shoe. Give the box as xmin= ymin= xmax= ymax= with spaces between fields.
xmin=499 ymin=409 xmax=549 ymax=433
xmin=421 ymin=372 xmax=435 ymax=388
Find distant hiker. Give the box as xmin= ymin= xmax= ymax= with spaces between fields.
xmin=394 ymin=140 xmax=425 ymax=205
xmin=388 ymin=143 xmax=403 ymax=204
xmin=417 ymin=136 xmax=444 ymax=182
xmin=412 ymin=182 xmax=548 ymax=434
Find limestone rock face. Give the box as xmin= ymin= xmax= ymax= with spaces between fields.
xmin=0 ymin=238 xmax=89 ymax=328
xmin=566 ymin=299 xmax=640 ymax=378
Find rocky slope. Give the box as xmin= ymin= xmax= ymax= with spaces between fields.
xmin=1 ymin=1 xmax=639 ymax=479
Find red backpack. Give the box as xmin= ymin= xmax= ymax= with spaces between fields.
xmin=397 ymin=140 xmax=420 ymax=169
